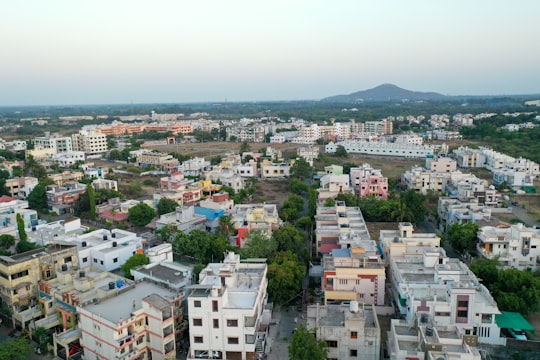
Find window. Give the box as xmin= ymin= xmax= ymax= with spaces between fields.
xmin=93 ymin=258 xmax=97 ymax=263
xmin=228 ymin=337 xmax=239 ymax=345
xmin=350 ymin=331 xmax=358 ymax=339
xmin=64 ymin=256 xmax=72 ymax=263
xmin=213 ymin=319 xmax=219 ymax=328
xmin=227 ymin=319 xmax=238 ymax=327
xmin=327 ymin=340 xmax=338 ymax=348
xmin=350 ymin=349 xmax=358 ymax=357
xmin=212 ymin=300 xmax=218 ymax=312
xmin=100 ymin=260 xmax=104 ymax=265
xmin=113 ymin=258 xmax=118 ymax=263
xmin=194 ymin=336 xmax=203 ymax=343
xmin=194 ymin=300 xmax=201 ymax=308
xmin=82 ymin=257 xmax=88 ymax=263
xmin=193 ymin=318 xmax=202 ymax=326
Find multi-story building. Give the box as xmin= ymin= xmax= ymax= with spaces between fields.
xmin=236 ymin=161 xmax=258 ymax=178
xmin=205 ymin=167 xmax=245 ymax=193
xmin=323 ymin=240 xmax=386 ymax=306
xmin=71 ymin=129 xmax=108 ymax=155
xmin=34 ymin=132 xmax=73 ymax=154
xmin=46 ymin=183 xmax=87 ymax=215
xmin=477 ymin=223 xmax=540 ymax=270
xmin=307 ymin=303 xmax=380 ymax=360
xmin=231 ymin=204 xmax=281 ymax=233
xmin=447 ymin=172 xmax=499 ymax=206
xmin=315 ymin=201 xmax=371 ymax=255
xmin=326 ymin=140 xmax=438 ymax=158
xmin=136 ymin=151 xmax=179 ymax=171
xmin=401 ymin=166 xmax=451 ymax=194
xmin=297 ymin=146 xmax=319 ymax=166
xmin=425 ymin=156 xmax=457 ymax=173
xmin=4 ymin=176 xmax=39 ymax=199
xmin=438 ymin=197 xmax=493 ymax=231
xmin=78 ymin=279 xmax=185 ymax=360
xmin=362 ymin=119 xmax=393 ymax=135
xmin=260 ymin=162 xmax=290 ymax=179
xmin=0 ymin=195 xmax=38 ymax=234
xmin=0 ymin=243 xmax=79 ymax=328
xmin=318 ymin=174 xmax=354 ymax=201
xmin=187 ymin=252 xmax=271 ymax=360
xmin=53 ymin=151 xmax=85 ymax=167
xmin=49 ymin=171 xmax=85 ymax=186
xmin=92 ymin=178 xmax=118 ymax=192
xmin=177 ymin=157 xmax=211 ymax=177
xmin=199 ymin=193 xmax=234 ymax=215
xmin=379 ymin=222 xmax=441 ymax=263
xmin=350 ymin=163 xmax=388 ymax=199
xmin=453 ymin=146 xmax=486 ymax=169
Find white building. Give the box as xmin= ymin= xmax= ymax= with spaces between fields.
xmin=438 ymin=197 xmax=493 ymax=231
xmin=306 ymin=303 xmax=380 ymax=360
xmin=297 ymin=146 xmax=319 ymax=166
xmin=178 ymin=157 xmax=211 ymax=177
xmin=187 ymin=252 xmax=271 ymax=360
xmin=326 ymin=140 xmax=438 ymax=158
xmin=260 ymin=163 xmax=290 ymax=179
xmin=72 ymin=129 xmax=108 ymax=155
xmin=477 ymin=223 xmax=540 ymax=270
xmin=155 ymin=206 xmax=206 ymax=234
xmin=318 ymin=174 xmax=353 ymax=201
xmin=34 ymin=132 xmax=73 ymax=154
xmin=92 ymin=178 xmax=119 ymax=192
xmin=53 ymin=151 xmax=85 ymax=167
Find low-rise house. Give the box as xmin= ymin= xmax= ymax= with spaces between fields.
xmin=46 ymin=183 xmax=87 ymax=215
xmin=306 ymin=303 xmax=380 ymax=360
xmin=155 ymin=206 xmax=206 ymax=234
xmin=199 ymin=192 xmax=234 ymax=215
xmin=477 ymin=223 xmax=540 ymax=270
xmin=49 ymin=171 xmax=85 ymax=186
xmin=260 ymin=162 xmax=290 ymax=179
xmin=297 ymin=146 xmax=319 ymax=166
xmin=91 ymin=178 xmax=118 ymax=192
xmin=177 ymin=157 xmax=211 ymax=177
xmin=54 ymin=151 xmax=85 ymax=167
xmin=318 ymin=174 xmax=353 ymax=201
xmin=136 ymin=150 xmax=179 ymax=171
xmin=4 ymin=176 xmax=38 ymax=199
xmin=438 ymin=197 xmax=493 ymax=231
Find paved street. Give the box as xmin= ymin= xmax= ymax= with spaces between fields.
xmin=266 ymin=305 xmax=304 ymax=360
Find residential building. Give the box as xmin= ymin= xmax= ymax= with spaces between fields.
xmin=0 ymin=195 xmax=38 ymax=234
xmin=306 ymin=303 xmax=380 ymax=360
xmin=136 ymin=151 xmax=179 ymax=171
xmin=350 ymin=163 xmax=389 ymax=199
xmin=4 ymin=176 xmax=39 ymax=199
xmin=177 ymin=157 xmax=211 ymax=177
xmin=297 ymin=146 xmax=319 ymax=166
xmin=49 ymin=171 xmax=85 ymax=186
xmin=260 ymin=162 xmax=290 ymax=179
xmin=187 ymin=252 xmax=271 ymax=360
xmin=34 ymin=132 xmax=73 ymax=154
xmin=54 ymin=151 xmax=85 ymax=167
xmin=231 ymin=204 xmax=281 ymax=234
xmin=379 ymin=222 xmax=441 ymax=263
xmin=453 ymin=146 xmax=486 ymax=169
xmin=92 ymin=178 xmax=118 ymax=192
xmin=71 ymin=129 xmax=108 ymax=155
xmin=236 ymin=161 xmax=258 ymax=178
xmin=447 ymin=171 xmax=499 ymax=206
xmin=0 ymin=243 xmax=79 ymax=328
xmin=78 ymin=279 xmax=185 ymax=360
xmin=46 ymin=183 xmax=87 ymax=215
xmin=155 ymin=206 xmax=206 ymax=234
xmin=323 ymin=240 xmax=386 ymax=306
xmin=315 ymin=201 xmax=371 ymax=255
xmin=401 ymin=166 xmax=451 ymax=194
xmin=199 ymin=193 xmax=234 ymax=215
xmin=326 ymin=140 xmax=439 ymax=158
xmin=205 ymin=167 xmax=245 ymax=193
xmin=425 ymin=156 xmax=457 ymax=173
xmin=438 ymin=197 xmax=493 ymax=231
xmin=477 ymin=223 xmax=540 ymax=270
xmin=318 ymin=174 xmax=353 ymax=201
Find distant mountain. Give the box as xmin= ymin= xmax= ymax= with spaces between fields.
xmin=322 ymin=83 xmax=448 ymax=102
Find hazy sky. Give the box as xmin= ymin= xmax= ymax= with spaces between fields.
xmin=1 ymin=0 xmax=539 ymax=106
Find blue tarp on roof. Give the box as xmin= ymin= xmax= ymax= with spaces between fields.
xmin=331 ymin=248 xmax=350 ymax=257
xmin=194 ymin=206 xmax=225 ymax=221
xmin=496 ymin=311 xmax=535 ymax=332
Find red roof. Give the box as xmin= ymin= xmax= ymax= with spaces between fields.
xmin=320 ymin=243 xmax=340 ymax=254
xmin=100 ymin=212 xmax=129 ymax=222
xmin=0 ymin=195 xmax=16 ymax=203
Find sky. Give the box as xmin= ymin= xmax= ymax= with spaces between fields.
xmin=1 ymin=0 xmax=539 ymax=106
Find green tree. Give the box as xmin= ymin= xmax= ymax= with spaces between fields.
xmin=0 ymin=234 xmax=15 ymax=248
xmin=399 ymin=189 xmax=427 ymax=222
xmin=33 ymin=326 xmax=50 ymax=354
xmin=157 ymin=197 xmax=178 ymax=215
xmin=0 ymin=337 xmax=34 ymax=360
xmin=443 ymin=222 xmax=479 ymax=255
xmin=272 ymin=223 xmax=309 ymax=262
xmin=267 ymin=251 xmax=305 ymax=304
xmin=289 ymin=323 xmax=328 ymax=360
xmin=239 ymin=141 xmax=251 ymax=155
xmin=0 ymin=169 xmax=10 ymax=196
xmin=335 ymin=192 xmax=359 ymax=207
xmin=87 ymin=184 xmax=96 ymax=221
xmin=291 ymin=158 xmax=311 ymax=179
xmin=323 ymin=198 xmax=335 ymax=207
xmin=155 ymin=224 xmax=178 ymax=243
xmin=334 ymin=145 xmax=348 ymax=157
xmin=172 ymin=229 xmax=232 ymax=264
xmin=218 ymin=215 xmax=236 ymax=238
xmin=16 ymin=240 xmax=38 ymax=253
xmin=240 ymin=230 xmax=277 ymax=259
xmin=290 ymin=178 xmax=309 ymax=194
xmin=121 ymin=253 xmax=150 ymax=278
xmin=16 ymin=214 xmax=27 ymax=242
xmin=27 ymin=183 xmax=49 ymax=211
xmin=128 ymin=203 xmax=156 ymax=226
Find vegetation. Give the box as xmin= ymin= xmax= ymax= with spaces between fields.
xmin=0 ymin=337 xmax=34 ymax=360
xmin=171 ymin=229 xmax=233 ymax=264
xmin=470 ymin=257 xmax=540 ymax=315
xmin=87 ymin=184 xmax=96 ymax=221
xmin=16 ymin=214 xmax=27 ymax=242
xmin=239 ymin=230 xmax=277 ymax=259
xmin=267 ymin=251 xmax=306 ymax=304
xmin=289 ymin=323 xmax=328 ymax=360
xmin=127 ymin=203 xmax=156 ymax=226
xmin=121 ymin=253 xmax=150 ymax=278
xmin=442 ymin=222 xmax=479 ymax=255
xmin=157 ymin=197 xmax=178 ymax=215
xmin=27 ymin=182 xmax=50 ymax=211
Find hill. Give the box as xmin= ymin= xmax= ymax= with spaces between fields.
xmin=321 ymin=83 xmax=448 ymax=102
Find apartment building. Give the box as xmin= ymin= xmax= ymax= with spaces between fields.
xmin=155 ymin=206 xmax=206 ymax=234
xmin=46 ymin=183 xmax=87 ymax=215
xmin=236 ymin=161 xmax=258 ymax=178
xmin=91 ymin=178 xmax=118 ymax=192
xmin=187 ymin=252 xmax=271 ymax=360
xmin=318 ymin=174 xmax=354 ymax=201
xmin=323 ymin=239 xmax=386 ymax=306
xmin=401 ymin=166 xmax=450 ymax=194
xmin=447 ymin=171 xmax=499 ymax=206
xmin=350 ymin=163 xmax=389 ymax=199
xmin=199 ymin=192 xmax=234 ymax=215
xmin=49 ymin=171 xmax=85 ymax=186
xmin=477 ymin=223 xmax=540 ymax=270
xmin=205 ymin=167 xmax=245 ymax=193
xmin=260 ymin=162 xmax=290 ymax=179
xmin=379 ymin=222 xmax=441 ymax=263
xmin=425 ymin=156 xmax=457 ymax=173
xmin=453 ymin=146 xmax=486 ymax=169
xmin=0 ymin=243 xmax=79 ymax=328
xmin=71 ymin=129 xmax=108 ymax=155
xmin=231 ymin=204 xmax=281 ymax=234
xmin=326 ymin=140 xmax=437 ymax=158
xmin=306 ymin=303 xmax=380 ymax=360
xmin=4 ymin=176 xmax=38 ymax=199
xmin=361 ymin=119 xmax=393 ymax=135
xmin=389 ymin=253 xmax=504 ymax=345
xmin=136 ymin=151 xmax=179 ymax=171
xmin=178 ymin=157 xmax=211 ymax=177
xmin=78 ymin=279 xmax=185 ymax=360
xmin=438 ymin=197 xmax=493 ymax=231
xmin=34 ymin=132 xmax=73 ymax=154
xmin=297 ymin=146 xmax=319 ymax=166
xmin=315 ymin=201 xmax=371 ymax=255
xmin=0 ymin=195 xmax=38 ymax=233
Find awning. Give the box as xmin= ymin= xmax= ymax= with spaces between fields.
xmin=495 ymin=311 xmax=535 ymax=332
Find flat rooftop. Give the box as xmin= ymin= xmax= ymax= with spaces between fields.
xmin=82 ymin=281 xmax=180 ymax=324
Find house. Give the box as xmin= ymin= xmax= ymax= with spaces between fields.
xmin=4 ymin=176 xmax=38 ymax=199
xmin=260 ymin=162 xmax=290 ymax=179
xmin=350 ymin=163 xmax=389 ymax=199
xmin=318 ymin=174 xmax=353 ymax=201
xmin=155 ymin=206 xmax=206 ymax=234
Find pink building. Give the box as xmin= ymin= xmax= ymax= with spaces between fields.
xmin=351 ymin=164 xmax=389 ymax=200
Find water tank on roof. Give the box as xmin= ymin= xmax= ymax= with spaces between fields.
xmin=109 ymin=282 xmax=115 ymax=290
xmin=350 ymin=301 xmax=359 ymax=313
xmin=420 ymin=313 xmax=428 ymax=324
xmin=116 ymin=280 xmax=124 ymax=288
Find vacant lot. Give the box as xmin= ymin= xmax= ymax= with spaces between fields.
xmin=252 ymin=179 xmax=290 ymax=206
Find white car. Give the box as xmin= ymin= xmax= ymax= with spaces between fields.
xmin=508 ymin=328 xmax=527 ymax=341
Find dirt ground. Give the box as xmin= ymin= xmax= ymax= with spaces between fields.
xmin=251 ymin=179 xmax=291 ymax=206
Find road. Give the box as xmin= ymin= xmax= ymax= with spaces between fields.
xmin=266 ymin=305 xmax=304 ymax=360
xmin=511 ymin=205 xmax=539 ymax=227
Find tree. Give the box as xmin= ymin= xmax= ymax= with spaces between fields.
xmin=33 ymin=326 xmax=50 ymax=354
xmin=443 ymin=222 xmax=479 ymax=255
xmin=0 ymin=234 xmax=15 ymax=248
xmin=267 ymin=251 xmax=305 ymax=304
xmin=87 ymin=184 xmax=96 ymax=221
xmin=218 ymin=215 xmax=236 ymax=238
xmin=335 ymin=192 xmax=358 ymax=207
xmin=399 ymin=189 xmax=427 ymax=222
xmin=289 ymin=324 xmax=328 ymax=360
xmin=0 ymin=169 xmax=10 ymax=196
xmin=157 ymin=197 xmax=178 ymax=215
xmin=16 ymin=214 xmax=27 ymax=242
xmin=128 ymin=203 xmax=156 ymax=226
xmin=290 ymin=179 xmax=309 ymax=194
xmin=16 ymin=240 xmax=38 ymax=254
xmin=27 ymin=183 xmax=48 ymax=211
xmin=0 ymin=337 xmax=34 ymax=360
xmin=240 ymin=230 xmax=277 ymax=259
xmin=291 ymin=158 xmax=311 ymax=179
xmin=172 ymin=229 xmax=233 ymax=264
xmin=272 ymin=224 xmax=309 ymax=262
xmin=121 ymin=253 xmax=150 ymax=278
xmin=334 ymin=145 xmax=348 ymax=157
xmin=323 ymin=198 xmax=335 ymax=207
xmin=155 ymin=224 xmax=178 ymax=243
xmin=239 ymin=141 xmax=251 ymax=155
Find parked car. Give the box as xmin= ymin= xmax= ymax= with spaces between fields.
xmin=508 ymin=328 xmax=527 ymax=340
